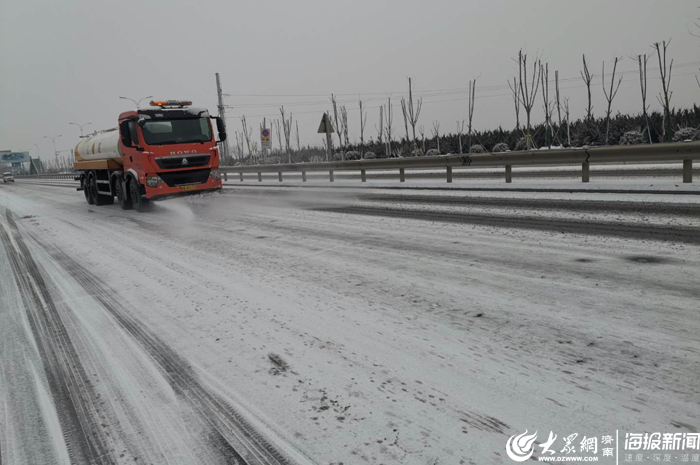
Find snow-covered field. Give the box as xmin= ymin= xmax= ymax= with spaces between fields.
xmin=0 ymin=178 xmax=699 ymax=464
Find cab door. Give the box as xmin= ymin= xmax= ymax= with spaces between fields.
xmin=119 ymin=118 xmax=144 ymax=175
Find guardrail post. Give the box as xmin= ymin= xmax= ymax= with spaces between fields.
xmin=582 ymin=162 xmax=590 ymax=183
xmin=278 ymin=172 xmax=283 ymax=182
xmin=505 ymin=165 xmax=512 ymax=183
xmin=684 ymin=159 xmax=693 ymax=183
xmin=258 ymin=172 xmax=262 ymax=182
xmin=239 ymin=172 xmax=243 ymax=182
xmin=302 ymin=171 xmax=307 ymax=182
xmin=399 ymin=168 xmax=405 ymax=182
xmin=223 ymin=172 xmax=228 ymax=182
xmin=361 ymin=169 xmax=366 ymax=182
xmin=446 ymin=166 xmax=452 ymax=183
xmin=329 ymin=170 xmax=334 ymax=182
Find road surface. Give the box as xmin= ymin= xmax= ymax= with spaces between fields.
xmin=1 ymin=179 xmax=699 ymax=464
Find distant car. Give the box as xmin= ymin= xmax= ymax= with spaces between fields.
xmin=2 ymin=172 xmax=14 ymax=183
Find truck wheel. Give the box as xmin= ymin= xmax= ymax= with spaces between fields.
xmin=84 ymin=174 xmax=95 ymax=205
xmin=129 ymin=179 xmax=149 ymax=212
xmin=116 ymin=178 xmax=132 ymax=210
xmin=90 ymin=172 xmax=107 ymax=206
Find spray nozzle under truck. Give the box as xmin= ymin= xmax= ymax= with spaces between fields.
xmin=74 ymin=100 xmax=226 ymax=211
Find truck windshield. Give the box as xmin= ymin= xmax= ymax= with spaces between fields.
xmin=141 ymin=118 xmax=212 ymax=145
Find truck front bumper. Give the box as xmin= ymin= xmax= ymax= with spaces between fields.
xmin=144 ymin=176 xmax=223 ymax=200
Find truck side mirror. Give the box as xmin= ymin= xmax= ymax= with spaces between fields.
xmin=216 ymin=117 xmax=227 ymax=142
xmin=119 ymin=121 xmax=133 ymax=147
xmin=128 ymin=121 xmax=140 ymax=146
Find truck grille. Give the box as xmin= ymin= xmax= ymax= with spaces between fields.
xmin=158 ymin=169 xmax=210 ymax=187
xmin=155 ymin=154 xmax=210 ymax=170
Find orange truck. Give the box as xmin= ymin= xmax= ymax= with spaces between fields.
xmin=74 ymin=100 xmax=225 ymax=211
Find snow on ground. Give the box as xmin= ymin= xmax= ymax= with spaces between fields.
xmin=0 ymin=178 xmax=699 ymax=464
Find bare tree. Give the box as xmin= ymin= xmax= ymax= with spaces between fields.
xmin=234 ymin=131 xmax=243 ymax=160
xmin=467 ymin=78 xmax=477 ymax=152
xmin=375 ymin=106 xmax=384 ymax=149
xmin=419 ymin=125 xmax=426 ymax=153
xmin=563 ymin=98 xmax=572 ymax=147
xmin=555 ymin=70 xmax=564 ymax=145
xmin=241 ymin=115 xmax=253 ymax=160
xmin=456 ymin=120 xmax=465 ymax=154
xmin=384 ymin=97 xmax=394 ymax=158
xmin=279 ymin=106 xmax=293 ymax=163
xmin=274 ymin=119 xmax=283 ymax=152
xmin=690 ymin=6 xmax=700 ymax=38
xmin=540 ymin=63 xmax=554 ymax=148
xmin=691 ymin=8 xmax=700 ymax=90
xmin=601 ymin=57 xmax=623 ymax=145
xmin=295 ymin=121 xmax=301 ymax=152
xmin=330 ymin=94 xmax=343 ymax=151
xmin=508 ymin=76 xmax=521 ymax=131
xmin=653 ymin=40 xmax=674 ymax=142
xmin=359 ymin=97 xmax=367 ymax=157
xmin=513 ymin=50 xmax=542 ymax=149
xmin=340 ymin=106 xmax=349 ymax=159
xmin=581 ymin=54 xmax=594 ymax=122
xmin=432 ymin=121 xmax=440 ymax=153
xmin=400 ymin=77 xmax=422 ymax=148
xmin=400 ymin=98 xmax=410 ymax=148
xmin=631 ymin=54 xmax=652 ymax=144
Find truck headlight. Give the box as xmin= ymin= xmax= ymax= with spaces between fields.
xmin=209 ymin=169 xmax=221 ymax=180
xmin=146 ymin=176 xmax=159 ymax=187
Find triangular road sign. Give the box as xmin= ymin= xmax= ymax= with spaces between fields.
xmin=317 ymin=113 xmax=335 ymax=134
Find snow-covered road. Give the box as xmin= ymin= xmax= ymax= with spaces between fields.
xmin=1 ymin=180 xmax=698 ymax=464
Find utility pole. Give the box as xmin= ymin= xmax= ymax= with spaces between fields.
xmin=261 ymin=117 xmax=267 ymax=163
xmin=215 ymin=73 xmax=230 ymax=164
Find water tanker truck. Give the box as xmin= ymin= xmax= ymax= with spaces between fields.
xmin=74 ymin=100 xmax=226 ymax=211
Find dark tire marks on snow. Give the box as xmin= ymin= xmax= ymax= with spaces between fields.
xmin=359 ymin=194 xmax=700 ymax=217
xmin=316 ymin=205 xmax=700 ymax=245
xmin=0 ymin=210 xmax=119 ymax=465
xmin=28 ymin=233 xmax=295 ymax=465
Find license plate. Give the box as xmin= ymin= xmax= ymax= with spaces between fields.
xmin=179 ymin=185 xmax=197 ymax=192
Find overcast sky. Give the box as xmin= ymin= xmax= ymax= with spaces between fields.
xmin=1 ymin=0 xmax=699 ymax=160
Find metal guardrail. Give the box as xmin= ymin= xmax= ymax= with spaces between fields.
xmin=220 ymin=142 xmax=699 ymax=184
xmin=14 ymin=142 xmax=698 ymax=185
xmin=17 ymin=173 xmax=76 ymax=180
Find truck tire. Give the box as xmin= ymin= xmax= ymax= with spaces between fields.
xmin=116 ymin=177 xmax=132 ymax=210
xmin=84 ymin=174 xmax=95 ymax=205
xmin=89 ymin=172 xmax=108 ymax=206
xmin=129 ymin=178 xmax=149 ymax=212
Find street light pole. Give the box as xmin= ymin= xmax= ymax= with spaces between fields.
xmin=69 ymin=122 xmax=92 ymax=137
xmin=43 ymin=135 xmax=62 ymax=166
xmin=119 ymin=95 xmax=153 ymax=109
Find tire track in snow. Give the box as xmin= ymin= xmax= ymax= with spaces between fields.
xmin=20 ymin=223 xmax=299 ymax=465
xmin=1 ymin=210 xmax=119 ymax=465
xmin=359 ymin=194 xmax=700 ymax=217
xmin=316 ymin=205 xmax=700 ymax=244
